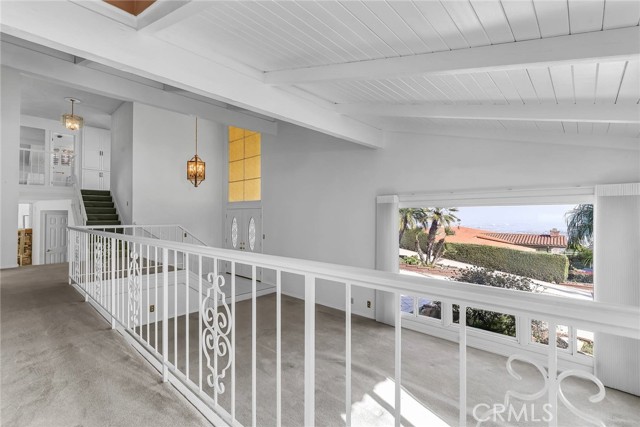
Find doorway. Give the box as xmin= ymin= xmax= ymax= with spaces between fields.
xmin=43 ymin=210 xmax=68 ymax=264
xmin=225 ymin=208 xmax=262 ymax=280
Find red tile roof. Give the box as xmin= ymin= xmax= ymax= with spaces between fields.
xmin=443 ymin=226 xmax=536 ymax=252
xmin=481 ymin=232 xmax=567 ymax=248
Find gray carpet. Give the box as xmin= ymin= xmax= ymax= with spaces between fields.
xmin=1 ymin=263 xmax=211 ymax=427
xmin=2 ymin=264 xmax=639 ymax=427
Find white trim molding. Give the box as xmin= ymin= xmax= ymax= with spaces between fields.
xmin=595 ymin=183 xmax=640 ymax=197
xmin=397 ymin=186 xmax=595 ymax=208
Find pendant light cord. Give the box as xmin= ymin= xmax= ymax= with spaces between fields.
xmin=195 ymin=116 xmax=198 ymax=155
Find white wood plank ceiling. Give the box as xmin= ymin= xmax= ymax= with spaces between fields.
xmin=3 ymin=0 xmax=637 ymax=144
xmin=151 ymin=0 xmax=640 ymax=139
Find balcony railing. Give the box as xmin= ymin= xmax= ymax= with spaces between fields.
xmin=19 ymin=147 xmax=75 ymax=187
xmin=67 ymin=225 xmax=639 ymax=427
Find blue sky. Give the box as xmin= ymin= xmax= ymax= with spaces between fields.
xmin=453 ymin=205 xmax=578 ymax=234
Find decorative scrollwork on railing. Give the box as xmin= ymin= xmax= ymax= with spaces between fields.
xmin=202 ymin=272 xmax=233 ymax=395
xmin=127 ymin=251 xmax=141 ymax=328
xmin=475 ymin=354 xmax=606 ymax=427
xmin=94 ymin=239 xmax=103 ymax=300
xmin=557 ymin=370 xmax=606 ymax=427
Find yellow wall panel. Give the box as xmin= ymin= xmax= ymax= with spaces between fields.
xmin=228 ymin=181 xmax=244 ymax=202
xmin=229 ymin=139 xmax=244 ymax=162
xmin=244 ymin=178 xmax=261 ymax=201
xmin=244 ymin=156 xmax=261 ymax=180
xmin=244 ymin=133 xmax=261 ymax=157
xmin=229 ymin=160 xmax=244 ymax=182
xmin=228 ymin=126 xmax=244 ymax=142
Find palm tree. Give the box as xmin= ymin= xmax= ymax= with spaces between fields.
xmin=424 ymin=207 xmax=460 ymax=265
xmin=398 ymin=208 xmax=417 ymax=244
xmin=565 ymin=204 xmax=593 ymax=248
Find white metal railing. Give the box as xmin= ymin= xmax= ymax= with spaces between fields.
xmin=19 ymin=147 xmax=75 ymax=187
xmin=71 ymin=171 xmax=87 ymax=226
xmin=67 ymin=225 xmax=640 ymax=427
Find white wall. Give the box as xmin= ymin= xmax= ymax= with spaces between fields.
xmin=131 ymin=103 xmax=225 ymax=247
xmin=1 ymin=67 xmax=21 ymax=268
xmin=262 ymin=122 xmax=640 ymax=317
xmin=111 ymin=102 xmax=133 ymax=224
xmin=18 ymin=203 xmax=30 ymax=228
xmin=31 ymin=199 xmax=75 ymax=265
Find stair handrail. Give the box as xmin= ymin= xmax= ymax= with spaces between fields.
xmin=71 ymin=172 xmax=87 ymax=226
xmin=178 ymin=225 xmax=208 ymax=246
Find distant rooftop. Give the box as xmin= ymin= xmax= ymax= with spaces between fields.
xmin=443 ymin=226 xmax=567 ymax=251
xmin=482 ymin=231 xmax=567 ymax=248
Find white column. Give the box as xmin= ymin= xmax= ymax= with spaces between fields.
xmin=375 ymin=195 xmax=399 ymax=326
xmin=594 ymin=183 xmax=640 ymax=395
xmin=1 ymin=67 xmax=21 ymax=268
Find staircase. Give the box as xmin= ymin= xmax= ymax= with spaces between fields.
xmin=81 ymin=189 xmax=121 ymax=227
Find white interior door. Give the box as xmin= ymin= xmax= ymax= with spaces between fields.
xmin=225 ymin=208 xmax=262 ymax=280
xmin=82 ymin=127 xmax=102 ymax=170
xmin=44 ymin=211 xmax=68 ymax=264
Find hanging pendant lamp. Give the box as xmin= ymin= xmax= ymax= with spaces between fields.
xmin=187 ymin=117 xmax=205 ymax=187
xmin=62 ymin=98 xmax=84 ymax=131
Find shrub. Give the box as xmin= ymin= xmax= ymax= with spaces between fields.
xmin=400 ymin=255 xmax=421 ymax=266
xmin=567 ymin=272 xmax=593 ymax=284
xmin=444 ymin=243 xmax=569 ymax=283
xmin=450 ymin=267 xmax=536 ymax=336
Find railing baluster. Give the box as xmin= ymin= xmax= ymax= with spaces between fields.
xmin=276 ymin=270 xmax=282 ymax=427
xmin=345 ymin=283 xmax=352 ymax=427
xmin=155 ymin=246 xmax=159 ymax=351
xmin=111 ymin=237 xmax=116 ymax=329
xmin=162 ymin=247 xmax=169 ymax=382
xmin=394 ymin=292 xmax=401 ymax=427
xmin=460 ymin=303 xmax=467 ymax=427
xmin=185 ymin=253 xmax=190 ymax=381
xmin=231 ymin=261 xmax=236 ymax=422
xmin=139 ymin=243 xmax=143 ymax=338
xmin=199 ymin=255 xmax=203 ymax=392
xmin=122 ymin=239 xmax=126 ymax=326
xmin=147 ymin=244 xmax=150 ymax=344
xmin=304 ymin=274 xmax=315 ymax=427
xmin=214 ymin=257 xmax=219 ymax=406
xmin=174 ymin=250 xmax=178 ymax=368
xmin=252 ymin=264 xmax=257 ymax=426
xmin=548 ymin=321 xmax=558 ymax=427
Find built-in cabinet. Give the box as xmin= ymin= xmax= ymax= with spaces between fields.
xmin=82 ymin=126 xmax=111 ymax=190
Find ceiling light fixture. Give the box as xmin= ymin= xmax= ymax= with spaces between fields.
xmin=187 ymin=117 xmax=205 ymax=187
xmin=62 ymin=98 xmax=84 ymax=131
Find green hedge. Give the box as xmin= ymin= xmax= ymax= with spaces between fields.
xmin=444 ymin=243 xmax=569 ymax=283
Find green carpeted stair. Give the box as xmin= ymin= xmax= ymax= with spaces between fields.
xmin=81 ymin=189 xmax=121 ymax=227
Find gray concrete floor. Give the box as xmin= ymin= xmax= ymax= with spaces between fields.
xmin=2 ymin=264 xmax=639 ymax=427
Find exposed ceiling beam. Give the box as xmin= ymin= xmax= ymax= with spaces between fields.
xmin=1 ymin=41 xmax=278 ymax=135
xmin=137 ymin=1 xmax=208 ymax=33
xmin=381 ymin=124 xmax=640 ymax=152
xmin=335 ymin=103 xmax=640 ymax=124
xmin=73 ymin=56 xmax=92 ymax=66
xmin=0 ymin=0 xmax=382 ymax=148
xmin=265 ymin=27 xmax=640 ymax=86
